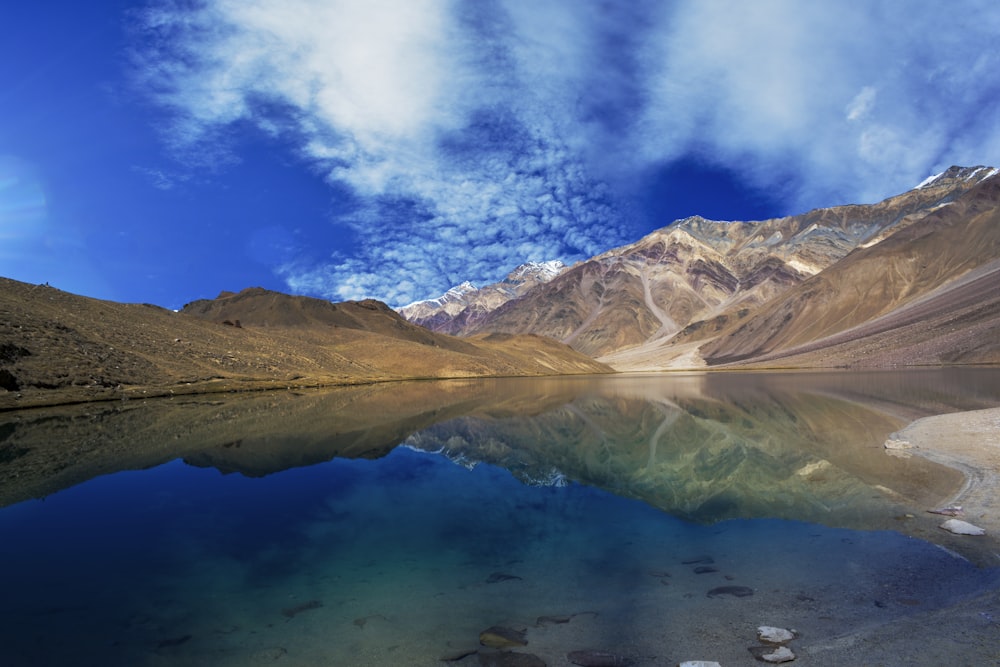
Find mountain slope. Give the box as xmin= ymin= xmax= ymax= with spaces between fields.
xmin=698 ymin=171 xmax=1000 ymax=367
xmin=421 ymin=166 xmax=997 ymax=361
xmin=398 ymin=260 xmax=565 ymax=332
xmin=0 ymin=280 xmax=610 ymax=410
xmin=182 ymin=287 xmax=482 ymax=355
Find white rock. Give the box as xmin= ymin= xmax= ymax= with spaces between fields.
xmin=939 ymin=519 xmax=986 ymax=536
xmin=883 ymin=438 xmax=912 ymax=450
xmin=678 ymin=662 xmax=722 ymax=667
xmin=795 ymin=460 xmax=830 ymax=477
xmin=757 ymin=626 xmax=796 ymax=644
xmin=761 ymin=645 xmax=796 ymax=663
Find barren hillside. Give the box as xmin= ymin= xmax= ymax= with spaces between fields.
xmin=0 ymin=280 xmax=610 ymax=410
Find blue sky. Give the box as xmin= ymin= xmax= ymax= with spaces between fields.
xmin=3 ymin=1 xmax=1000 ymax=310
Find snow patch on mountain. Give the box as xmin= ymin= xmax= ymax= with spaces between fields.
xmin=397 ymin=261 xmax=566 ymax=324
xmin=917 ymin=165 xmax=999 ymax=189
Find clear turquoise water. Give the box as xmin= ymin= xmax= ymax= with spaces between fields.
xmin=3 ymin=369 xmax=1000 ymax=665
xmin=1 ymin=444 xmax=997 ymax=666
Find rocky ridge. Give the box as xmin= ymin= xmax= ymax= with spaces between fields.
xmin=400 ymin=166 xmax=1000 ymax=369
xmin=397 ymin=260 xmax=566 ymax=332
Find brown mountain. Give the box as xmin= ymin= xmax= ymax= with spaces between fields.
xmin=402 ymin=166 xmax=1000 ymax=369
xmin=699 ymin=170 xmax=1000 ymax=367
xmin=181 ymin=287 xmax=483 ymax=354
xmin=0 ymin=280 xmax=610 ymax=410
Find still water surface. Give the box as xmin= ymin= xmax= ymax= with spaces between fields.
xmin=1 ymin=369 xmax=999 ymax=666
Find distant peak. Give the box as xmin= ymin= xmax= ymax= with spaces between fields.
xmin=506 ymin=260 xmax=565 ymax=282
xmin=674 ymin=215 xmax=732 ymax=229
xmin=916 ymin=165 xmax=998 ymax=189
xmin=447 ymin=281 xmax=478 ymax=295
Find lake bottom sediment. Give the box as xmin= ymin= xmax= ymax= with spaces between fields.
xmin=1 ymin=446 xmax=997 ymax=666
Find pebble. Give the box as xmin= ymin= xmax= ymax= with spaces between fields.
xmin=706 ymin=585 xmax=754 ymax=598
xmin=757 ymin=626 xmax=795 ymax=644
xmin=536 ymin=615 xmax=573 ymax=626
xmin=760 ymin=646 xmax=795 ymax=663
xmin=682 ymin=555 xmax=715 ymax=565
xmin=939 ymin=518 xmax=986 ymax=536
xmin=440 ymin=647 xmax=479 ymax=662
xmin=677 ymin=662 xmax=721 ymax=667
xmin=479 ymin=626 xmax=527 ymax=648
xmin=567 ymin=649 xmax=630 ymax=666
xmin=883 ymin=437 xmax=912 ymax=450
xmin=478 ymin=651 xmax=546 ymax=667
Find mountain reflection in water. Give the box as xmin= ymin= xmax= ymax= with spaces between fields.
xmin=4 ymin=370 xmax=1000 ymax=539
xmin=1 ymin=369 xmax=1000 ymax=666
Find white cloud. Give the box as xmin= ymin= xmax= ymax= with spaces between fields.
xmin=846 ymin=87 xmax=877 ymax=123
xmin=637 ymin=0 xmax=1000 ymax=207
xmin=136 ymin=0 xmax=1000 ymax=304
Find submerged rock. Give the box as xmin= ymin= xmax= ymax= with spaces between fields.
xmin=682 ymin=555 xmax=715 ymax=565
xmin=707 ymin=585 xmax=754 ymax=598
xmin=478 ymin=651 xmax=546 ymax=666
xmin=537 ymin=611 xmax=597 ymax=626
xmin=486 ymin=572 xmax=524 ymax=583
xmin=440 ymin=647 xmax=479 ymax=662
xmin=939 ymin=518 xmax=986 ymax=536
xmin=281 ymin=599 xmax=322 ymax=618
xmin=480 ymin=626 xmax=528 ymax=648
xmin=567 ymin=649 xmax=631 ymax=666
xmin=537 ymin=615 xmax=572 ymax=626
xmin=156 ymin=634 xmax=191 ymax=649
xmin=757 ymin=626 xmax=796 ymax=644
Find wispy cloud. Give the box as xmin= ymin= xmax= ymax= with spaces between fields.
xmin=134 ymin=0 xmax=1000 ymax=305
xmin=637 ymin=0 xmax=1000 ymax=206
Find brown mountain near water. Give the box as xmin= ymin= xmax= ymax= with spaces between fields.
xmin=4 ymin=167 xmax=999 ymax=406
xmin=402 ymin=166 xmax=1000 ymax=370
xmin=0 ymin=281 xmax=610 ymax=410
xmin=699 ymin=170 xmax=1000 ymax=367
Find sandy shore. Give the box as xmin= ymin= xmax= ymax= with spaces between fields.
xmin=783 ymin=407 xmax=1000 ymax=665
xmin=893 ymin=406 xmax=1000 ymax=542
xmin=644 ymin=407 xmax=1000 ymax=666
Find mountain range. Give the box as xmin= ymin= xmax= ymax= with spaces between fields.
xmin=3 ymin=166 xmax=998 ymax=410
xmin=398 ymin=260 xmax=565 ymax=330
xmin=400 ymin=166 xmax=1000 ymax=370
xmin=0 ymin=280 xmax=608 ymax=410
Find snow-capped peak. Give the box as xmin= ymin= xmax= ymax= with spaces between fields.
xmin=398 ymin=281 xmax=477 ymax=314
xmin=445 ymin=281 xmax=478 ymax=297
xmin=916 ymin=170 xmax=946 ymax=189
xmin=397 ymin=261 xmax=566 ymax=323
xmin=916 ymin=165 xmax=999 ymax=189
xmin=507 ymin=260 xmax=565 ymax=282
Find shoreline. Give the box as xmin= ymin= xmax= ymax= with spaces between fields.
xmin=892 ymin=406 xmax=1000 ymax=549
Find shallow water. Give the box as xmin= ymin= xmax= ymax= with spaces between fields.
xmin=1 ymin=370 xmax=999 ymax=666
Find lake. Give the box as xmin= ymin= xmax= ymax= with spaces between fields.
xmin=1 ymin=369 xmax=999 ymax=666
